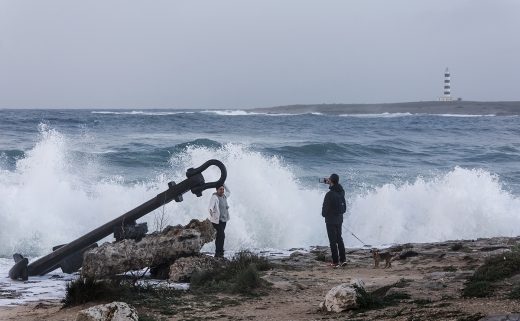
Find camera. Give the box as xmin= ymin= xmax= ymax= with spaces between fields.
xmin=319 ymin=177 xmax=329 ymax=184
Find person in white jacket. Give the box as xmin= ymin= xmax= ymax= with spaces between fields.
xmin=208 ymin=184 xmax=230 ymax=257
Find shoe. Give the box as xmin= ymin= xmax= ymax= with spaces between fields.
xmin=328 ymin=262 xmax=339 ymax=268
xmin=340 ymin=261 xmax=348 ymax=267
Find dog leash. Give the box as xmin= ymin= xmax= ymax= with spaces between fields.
xmin=343 ymin=226 xmax=369 ymax=247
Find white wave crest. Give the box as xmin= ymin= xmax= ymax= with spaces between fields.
xmin=1 ymin=126 xmax=519 ymax=257
xmin=346 ymin=167 xmax=520 ymax=246
xmin=201 ymin=110 xmax=263 ymax=116
xmin=92 ymin=110 xmax=195 ymax=115
xmin=340 ymin=112 xmax=413 ymax=118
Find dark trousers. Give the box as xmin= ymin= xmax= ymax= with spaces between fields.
xmin=212 ymin=221 xmax=227 ymax=257
xmin=326 ymin=223 xmax=346 ymax=264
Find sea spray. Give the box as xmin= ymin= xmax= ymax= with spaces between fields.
xmin=0 ymin=128 xmax=327 ymax=256
xmin=0 ymin=125 xmax=169 ymax=256
xmin=347 ymin=167 xmax=520 ymax=246
xmin=2 ymin=124 xmax=520 ymax=257
xmin=167 ymin=144 xmax=326 ymax=251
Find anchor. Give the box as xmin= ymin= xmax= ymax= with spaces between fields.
xmin=9 ymin=159 xmax=227 ymax=281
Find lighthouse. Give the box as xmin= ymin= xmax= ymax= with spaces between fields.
xmin=439 ymin=68 xmax=453 ymax=101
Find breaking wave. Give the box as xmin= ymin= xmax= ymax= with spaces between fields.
xmin=1 ymin=125 xmax=519 ymax=257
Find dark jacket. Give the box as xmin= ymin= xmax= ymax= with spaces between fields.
xmin=322 ymin=183 xmax=345 ymax=224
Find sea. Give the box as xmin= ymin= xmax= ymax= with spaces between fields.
xmin=1 ymin=108 xmax=520 ymax=304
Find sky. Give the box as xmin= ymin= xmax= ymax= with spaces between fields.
xmin=0 ymin=0 xmax=519 ymax=109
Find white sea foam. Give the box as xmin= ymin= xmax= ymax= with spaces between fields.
xmin=346 ymin=167 xmax=520 ymax=246
xmin=1 ymin=126 xmax=519 ymax=259
xmin=166 ymin=144 xmax=326 ymax=252
xmin=0 ymin=125 xmax=166 ymax=256
xmin=0 ymin=257 xmax=75 ymax=306
xmin=201 ymin=110 xmax=324 ymax=116
xmin=340 ymin=112 xmax=413 ymax=118
xmin=201 ymin=110 xmax=265 ymax=116
xmin=91 ymin=110 xmax=195 ymax=115
xmin=434 ymin=114 xmax=496 ymax=117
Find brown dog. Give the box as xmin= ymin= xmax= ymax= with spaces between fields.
xmin=372 ymin=249 xmax=394 ymax=268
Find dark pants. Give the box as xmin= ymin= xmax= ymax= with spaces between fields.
xmin=326 ymin=223 xmax=346 ymax=264
xmin=212 ymin=221 xmax=227 ymax=257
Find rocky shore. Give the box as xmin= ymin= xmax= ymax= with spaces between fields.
xmin=2 ymin=236 xmax=520 ymax=320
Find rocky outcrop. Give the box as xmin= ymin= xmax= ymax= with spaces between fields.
xmin=82 ymin=219 xmax=215 ymax=279
xmin=169 ymin=255 xmax=226 ymax=282
xmin=75 ymin=301 xmax=138 ymax=321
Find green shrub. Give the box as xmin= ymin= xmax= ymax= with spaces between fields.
xmin=471 ymin=251 xmax=520 ymax=282
xmin=190 ymin=251 xmax=271 ymax=295
xmin=233 ymin=264 xmax=261 ymax=293
xmin=230 ymin=250 xmax=271 ymax=272
xmin=443 ymin=265 xmax=457 ymax=272
xmin=354 ymin=280 xmax=410 ymax=311
xmin=451 ymin=243 xmax=464 ymax=251
xmin=457 ymin=313 xmax=486 ymax=321
xmin=383 ymin=292 xmax=410 ymax=303
xmin=63 ymin=277 xmax=180 ymax=308
xmin=462 ymin=281 xmax=493 ymax=298
xmin=510 ymin=243 xmax=520 ymax=253
xmin=315 ymin=252 xmax=327 ymax=262
xmin=509 ymin=285 xmax=520 ymax=299
xmin=412 ymin=298 xmax=432 ymax=306
xmin=354 ymin=284 xmax=383 ymax=309
xmin=463 ymin=250 xmax=520 ymax=297
xmin=62 ymin=278 xmax=124 ymax=307
xmin=190 ymin=270 xmax=219 ymax=288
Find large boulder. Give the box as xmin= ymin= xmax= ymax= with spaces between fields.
xmin=75 ymin=301 xmax=138 ymax=321
xmin=82 ymin=219 xmax=215 ymax=279
xmin=319 ymin=279 xmax=365 ymax=313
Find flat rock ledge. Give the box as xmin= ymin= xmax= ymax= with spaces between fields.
xmin=82 ymin=219 xmax=215 ymax=279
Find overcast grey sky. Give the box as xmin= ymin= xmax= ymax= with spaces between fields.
xmin=0 ymin=0 xmax=519 ymax=109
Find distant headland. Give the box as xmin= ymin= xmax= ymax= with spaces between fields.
xmin=249 ymin=101 xmax=520 ymax=116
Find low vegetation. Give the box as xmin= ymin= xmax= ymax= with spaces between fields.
xmin=509 ymin=285 xmax=520 ymax=299
xmin=190 ymin=250 xmax=271 ymax=295
xmin=63 ymin=250 xmax=272 ymax=318
xmin=450 ymin=243 xmax=464 ymax=251
xmin=463 ymin=244 xmax=520 ymax=298
xmin=63 ymin=278 xmax=119 ymax=307
xmin=63 ymin=278 xmax=181 ymax=308
xmin=354 ymin=279 xmax=411 ymax=310
xmin=314 ymin=251 xmax=327 ymax=262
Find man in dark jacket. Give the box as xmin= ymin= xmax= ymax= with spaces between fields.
xmin=322 ymin=173 xmax=347 ymax=267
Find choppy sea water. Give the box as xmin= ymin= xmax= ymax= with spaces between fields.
xmin=1 ymin=109 xmax=520 ymax=257
xmin=1 ymin=108 xmax=520 ymax=304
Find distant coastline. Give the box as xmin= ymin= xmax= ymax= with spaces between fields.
xmin=249 ymin=101 xmax=520 ymax=116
